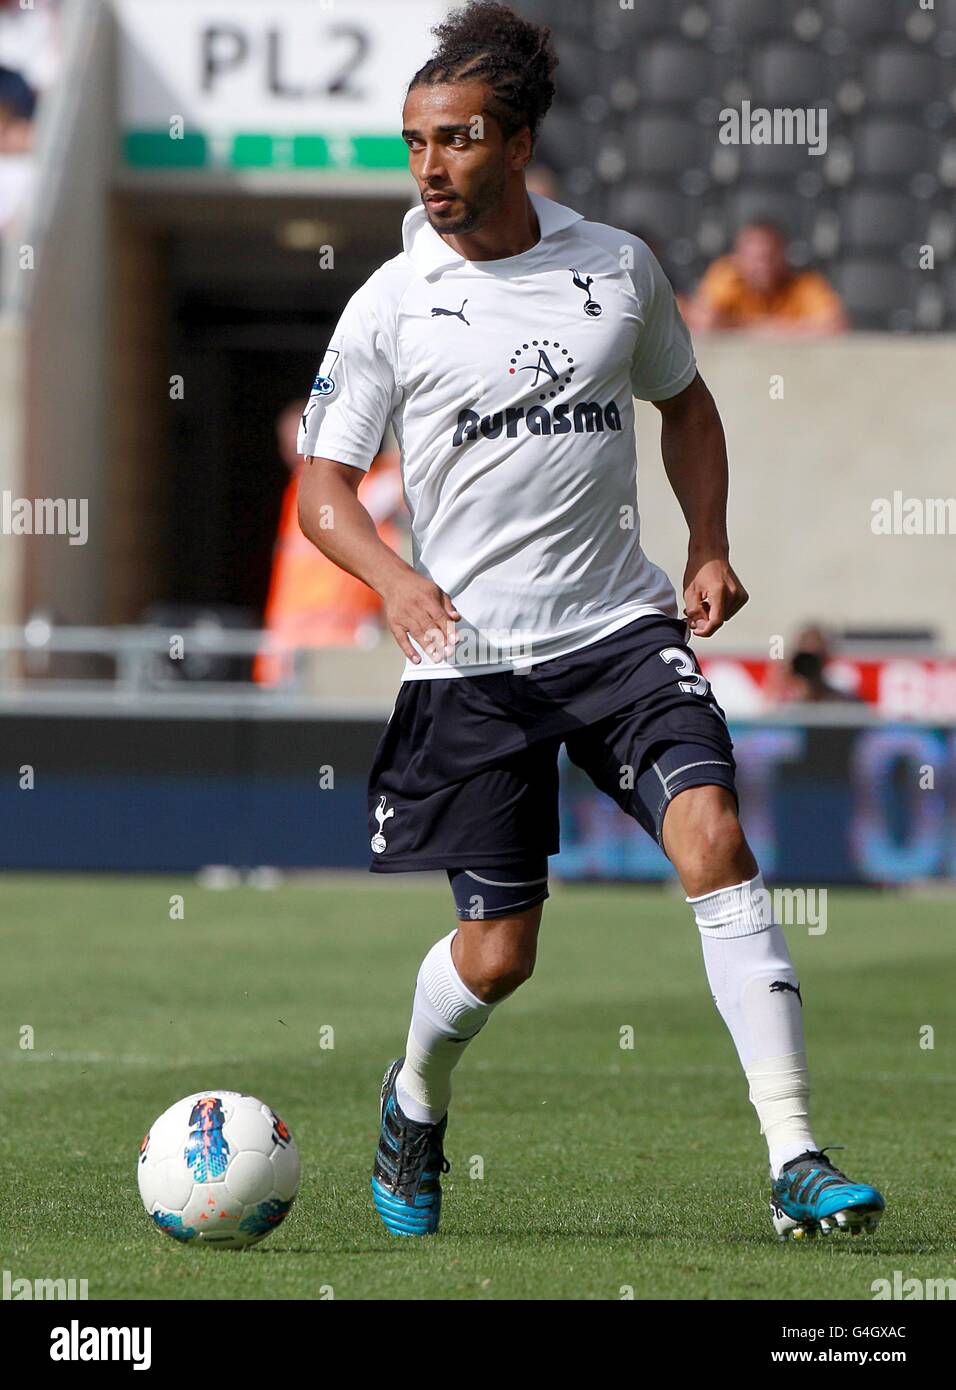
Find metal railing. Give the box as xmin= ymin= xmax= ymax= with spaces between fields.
xmin=0 ymin=619 xmax=303 ymax=689
xmin=0 ymin=619 xmax=403 ymax=718
xmin=0 ymin=619 xmax=932 ymax=727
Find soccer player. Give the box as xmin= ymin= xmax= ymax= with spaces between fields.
xmin=297 ymin=1 xmax=884 ymax=1243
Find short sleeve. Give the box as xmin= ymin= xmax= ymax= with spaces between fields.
xmin=628 ymin=243 xmax=697 ymax=402
xmin=298 ymin=285 xmax=400 ymax=471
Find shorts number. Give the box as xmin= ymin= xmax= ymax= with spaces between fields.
xmin=660 ymin=646 xmax=709 ymax=697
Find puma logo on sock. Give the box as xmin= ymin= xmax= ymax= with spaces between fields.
xmin=770 ymin=979 xmax=802 ymax=1005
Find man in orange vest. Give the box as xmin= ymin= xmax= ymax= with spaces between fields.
xmin=684 ymin=222 xmax=848 ymax=336
xmin=254 ymin=399 xmax=406 ymax=685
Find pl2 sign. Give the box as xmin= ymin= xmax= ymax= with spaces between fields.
xmin=117 ymin=0 xmax=447 ymax=171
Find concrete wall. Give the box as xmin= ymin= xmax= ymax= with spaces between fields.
xmin=3 ymin=0 xmax=114 ymax=626
xmin=105 ymin=211 xmax=170 ymax=624
xmin=634 ymin=334 xmax=956 ymax=653
xmin=0 ymin=315 xmax=24 ymax=624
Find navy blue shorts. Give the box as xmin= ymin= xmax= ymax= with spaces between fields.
xmin=366 ymin=614 xmax=736 ymax=873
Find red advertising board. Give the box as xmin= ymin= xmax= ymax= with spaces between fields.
xmin=698 ymin=655 xmax=956 ymax=719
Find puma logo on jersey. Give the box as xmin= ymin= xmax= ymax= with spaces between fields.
xmin=371 ymin=796 xmax=395 ymax=854
xmin=570 ymin=268 xmax=602 ymax=317
xmin=431 ymin=298 xmax=470 ymax=325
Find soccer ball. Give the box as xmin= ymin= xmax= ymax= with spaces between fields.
xmin=137 ymin=1090 xmax=300 ymax=1248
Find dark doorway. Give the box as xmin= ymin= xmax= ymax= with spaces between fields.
xmin=150 ymin=194 xmax=407 ymax=618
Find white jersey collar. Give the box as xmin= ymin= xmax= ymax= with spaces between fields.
xmin=402 ymin=191 xmax=583 ymax=278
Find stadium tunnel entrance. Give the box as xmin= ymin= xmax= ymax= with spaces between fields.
xmin=107 ymin=189 xmax=409 ymax=628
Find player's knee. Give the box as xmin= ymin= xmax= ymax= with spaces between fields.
xmin=666 ymin=788 xmax=754 ymax=894
xmin=457 ymin=915 xmax=539 ymax=1002
xmin=696 ymin=805 xmax=748 ymax=866
xmin=469 ymin=942 xmax=536 ymax=1002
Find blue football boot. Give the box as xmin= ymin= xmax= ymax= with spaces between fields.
xmin=771 ymin=1148 xmax=885 ymax=1241
xmin=371 ymin=1058 xmax=449 ymax=1236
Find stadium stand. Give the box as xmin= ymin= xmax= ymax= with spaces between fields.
xmin=512 ymin=0 xmax=956 ymax=328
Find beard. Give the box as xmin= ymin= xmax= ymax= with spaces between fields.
xmin=421 ymin=164 xmax=506 ymax=235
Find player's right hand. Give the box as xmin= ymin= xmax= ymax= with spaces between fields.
xmin=382 ymin=570 xmax=461 ymax=664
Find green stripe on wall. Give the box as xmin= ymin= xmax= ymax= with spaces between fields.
xmin=123 ymin=131 xmax=207 ymax=168
xmin=351 ymin=136 xmax=408 ymax=169
xmin=123 ymin=130 xmax=407 ymax=171
xmin=232 ymin=133 xmax=276 ymax=168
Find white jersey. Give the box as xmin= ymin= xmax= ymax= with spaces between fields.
xmin=298 ymin=192 xmax=696 ymax=680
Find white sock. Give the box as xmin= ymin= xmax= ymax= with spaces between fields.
xmin=688 ymin=873 xmax=817 ymax=1177
xmin=395 ymin=930 xmax=495 ymax=1124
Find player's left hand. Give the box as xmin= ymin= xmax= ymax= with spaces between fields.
xmin=682 ymin=555 xmax=748 ymax=638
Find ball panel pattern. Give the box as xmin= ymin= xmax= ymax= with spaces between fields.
xmin=137 ymin=1090 xmax=300 ymax=1248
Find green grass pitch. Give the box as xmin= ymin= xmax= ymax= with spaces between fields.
xmin=0 ymin=873 xmax=951 ymax=1301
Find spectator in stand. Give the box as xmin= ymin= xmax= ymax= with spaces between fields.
xmin=0 ymin=64 xmax=34 ymax=229
xmin=0 ymin=63 xmax=33 ymax=151
xmin=0 ymin=0 xmax=60 ymax=92
xmin=253 ymin=399 xmax=407 ymax=685
xmin=765 ymin=625 xmax=860 ymax=705
xmin=684 ymin=222 xmax=848 ymax=337
xmin=0 ymin=0 xmax=61 ymax=229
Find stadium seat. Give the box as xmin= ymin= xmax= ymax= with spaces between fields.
xmin=535 ymin=108 xmax=603 ymax=173
xmin=608 ymin=186 xmax=694 ymax=244
xmin=821 ymin=0 xmax=907 ymax=42
xmin=832 ymin=258 xmax=918 ymax=329
xmin=625 ymin=116 xmax=712 ymax=180
xmin=863 ymin=46 xmax=942 ymax=107
xmin=724 ymin=188 xmax=821 ymax=243
xmin=936 ymin=0 xmax=956 ymax=42
xmin=637 ymin=41 xmax=720 ymax=105
xmin=942 ymin=262 xmax=956 ymax=326
xmin=516 ymin=0 xmax=593 ymax=34
xmin=552 ymin=37 xmax=614 ymax=101
xmin=853 ymin=119 xmax=938 ymax=182
xmin=593 ymin=0 xmax=689 ymax=37
xmin=839 ymin=190 xmax=929 ymax=252
xmin=748 ymin=44 xmax=833 ymax=105
xmin=738 ymin=138 xmax=828 ymax=180
xmin=605 ymin=187 xmax=702 ymax=287
xmin=710 ymin=0 xmax=801 ymax=42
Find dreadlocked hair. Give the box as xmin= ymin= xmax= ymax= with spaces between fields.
xmin=408 ymin=0 xmax=558 ymax=147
